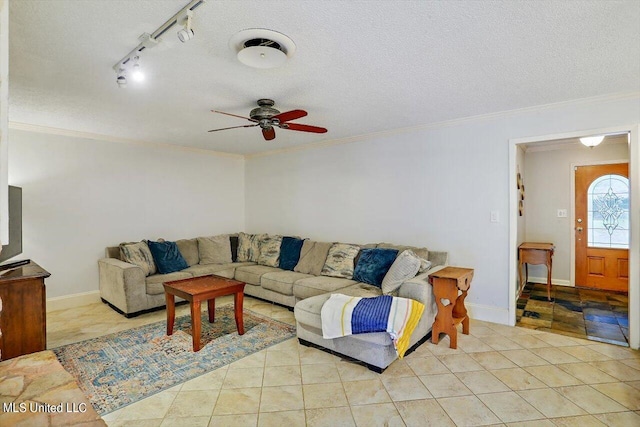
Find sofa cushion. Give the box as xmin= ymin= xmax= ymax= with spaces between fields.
xmin=120 ymin=241 xmax=156 ymax=276
xmin=294 ymin=241 xmax=333 ymax=275
xmin=294 ymin=292 xmax=390 ymax=346
xmin=176 ymin=238 xmax=199 ymax=266
xmin=279 ymin=237 xmax=305 ymax=271
xmin=321 ymin=243 xmax=360 ymax=279
xmin=235 ymin=265 xmax=283 ymax=286
xmin=147 ymin=240 xmax=189 ymax=274
xmin=257 ymin=235 xmax=282 ymax=267
xmin=378 ymin=243 xmax=428 ymax=264
xmin=381 ymin=250 xmax=422 ymax=294
xmin=183 ymin=263 xmax=237 ymax=279
xmin=197 ymin=235 xmax=232 ymax=265
xmin=261 ymin=271 xmax=313 ymax=296
xmin=237 ymin=232 xmax=266 ymax=262
xmin=145 ymin=271 xmax=193 ymax=295
xmin=353 ymin=248 xmax=398 ymax=287
xmin=293 ymin=276 xmax=357 ymax=300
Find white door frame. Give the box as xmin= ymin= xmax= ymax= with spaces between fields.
xmin=508 ymin=124 xmax=640 ymax=350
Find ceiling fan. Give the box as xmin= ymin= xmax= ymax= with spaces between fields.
xmin=209 ymin=99 xmax=327 ymax=141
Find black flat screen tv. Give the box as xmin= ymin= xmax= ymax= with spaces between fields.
xmin=0 ymin=186 xmax=22 ymax=263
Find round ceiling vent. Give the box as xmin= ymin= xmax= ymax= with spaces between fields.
xmin=230 ymin=29 xmax=296 ymax=69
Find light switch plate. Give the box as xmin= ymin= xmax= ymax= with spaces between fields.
xmin=490 ymin=210 xmax=499 ymax=223
xmin=557 ymin=209 xmax=567 ymax=218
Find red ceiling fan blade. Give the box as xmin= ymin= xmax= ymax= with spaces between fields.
xmin=211 ymin=110 xmax=258 ymax=123
xmin=208 ymin=124 xmax=258 ymax=132
xmin=262 ymin=127 xmax=276 ymax=141
xmin=282 ymin=123 xmax=328 ymax=133
xmin=273 ymin=109 xmax=307 ymax=123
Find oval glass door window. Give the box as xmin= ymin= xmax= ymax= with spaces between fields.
xmin=587 ymin=174 xmax=629 ymax=249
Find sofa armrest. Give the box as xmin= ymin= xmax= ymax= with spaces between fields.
xmin=98 ymin=258 xmax=147 ymax=315
xmin=397 ymin=265 xmax=446 ymax=305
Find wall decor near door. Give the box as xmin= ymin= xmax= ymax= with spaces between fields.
xmin=517 ymin=170 xmax=525 ymax=216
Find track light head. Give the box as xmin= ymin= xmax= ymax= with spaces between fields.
xmin=116 ymin=69 xmax=127 ymax=88
xmin=177 ymin=27 xmax=194 ymax=42
xmin=177 ymin=9 xmax=194 ymax=42
xmin=131 ymin=57 xmax=144 ymax=82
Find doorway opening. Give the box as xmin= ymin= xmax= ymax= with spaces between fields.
xmin=508 ymin=126 xmax=639 ymax=350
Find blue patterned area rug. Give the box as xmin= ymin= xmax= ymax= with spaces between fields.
xmin=53 ymin=305 xmax=295 ymax=415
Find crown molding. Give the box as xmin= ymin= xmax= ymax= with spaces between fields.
xmin=8 ymin=122 xmax=245 ymax=160
xmin=245 ymin=91 xmax=640 ymax=159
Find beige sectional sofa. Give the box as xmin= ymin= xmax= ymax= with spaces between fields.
xmin=98 ymin=233 xmax=448 ymax=371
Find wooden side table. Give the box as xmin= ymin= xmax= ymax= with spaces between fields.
xmin=518 ymin=242 xmax=554 ymax=301
xmin=429 ymin=267 xmax=473 ymax=349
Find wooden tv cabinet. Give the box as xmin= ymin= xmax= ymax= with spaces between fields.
xmin=0 ymin=261 xmax=50 ymax=360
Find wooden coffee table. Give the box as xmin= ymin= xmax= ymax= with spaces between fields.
xmin=163 ymin=275 xmax=246 ymax=351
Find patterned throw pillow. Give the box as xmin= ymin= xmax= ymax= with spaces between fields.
xmin=119 ymin=241 xmax=156 ymax=276
xmin=257 ymin=235 xmax=283 ymax=267
xmin=321 ymin=243 xmax=360 ymax=279
xmin=147 ymin=240 xmax=189 ymax=274
xmin=237 ymin=232 xmax=265 ymax=262
xmin=353 ymin=248 xmax=399 ymax=287
xmin=381 ymin=250 xmax=422 ymax=294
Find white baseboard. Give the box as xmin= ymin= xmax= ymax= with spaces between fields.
xmin=528 ymin=277 xmax=572 ymax=287
xmin=47 ymin=290 xmax=101 ymax=312
xmin=467 ymin=302 xmax=510 ymax=325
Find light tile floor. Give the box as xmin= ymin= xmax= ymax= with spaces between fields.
xmin=47 ymin=297 xmax=640 ymax=427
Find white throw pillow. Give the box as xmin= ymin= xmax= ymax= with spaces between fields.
xmin=381 ymin=250 xmax=421 ymax=294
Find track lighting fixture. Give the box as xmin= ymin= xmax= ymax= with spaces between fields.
xmin=131 ymin=57 xmax=144 ymax=82
xmin=111 ymin=0 xmax=205 ymax=87
xmin=116 ymin=68 xmax=127 ymax=88
xmin=177 ymin=10 xmax=194 ymax=42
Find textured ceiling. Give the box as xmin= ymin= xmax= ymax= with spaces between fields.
xmin=8 ymin=0 xmax=640 ymax=155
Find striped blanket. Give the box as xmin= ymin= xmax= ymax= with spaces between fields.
xmin=321 ymin=294 xmax=425 ymax=358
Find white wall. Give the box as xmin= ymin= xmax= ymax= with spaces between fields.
xmin=245 ymin=94 xmax=640 ymax=323
xmin=8 ymin=129 xmax=245 ymax=298
xmin=524 ymin=138 xmax=629 ymax=283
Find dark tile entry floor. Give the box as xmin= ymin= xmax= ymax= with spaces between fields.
xmin=516 ymin=282 xmax=629 ymax=347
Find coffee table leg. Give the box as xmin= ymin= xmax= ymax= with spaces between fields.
xmin=208 ymin=298 xmax=215 ymax=323
xmin=165 ymin=292 xmax=175 ymax=336
xmin=191 ymin=300 xmax=202 ymax=351
xmin=234 ymin=291 xmax=245 ymax=335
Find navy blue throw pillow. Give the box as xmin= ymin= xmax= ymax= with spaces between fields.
xmin=147 ymin=240 xmax=189 ymax=274
xmin=353 ymin=248 xmax=399 ymax=287
xmin=279 ymin=237 xmax=305 ymax=271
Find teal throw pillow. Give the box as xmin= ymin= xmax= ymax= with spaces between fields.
xmin=147 ymin=240 xmax=189 ymax=274
xmin=353 ymin=248 xmax=399 ymax=287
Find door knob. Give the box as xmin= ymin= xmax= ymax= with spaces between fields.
xmin=576 ymin=227 xmax=583 ymax=232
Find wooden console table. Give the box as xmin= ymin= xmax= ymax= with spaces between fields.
xmin=518 ymin=242 xmax=554 ymax=301
xmin=0 ymin=261 xmax=50 ymax=360
xmin=429 ymin=267 xmax=473 ymax=349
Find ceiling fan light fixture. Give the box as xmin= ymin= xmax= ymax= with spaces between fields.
xmin=230 ymin=29 xmax=296 ymax=69
xmin=580 ymin=135 xmax=605 ymax=147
